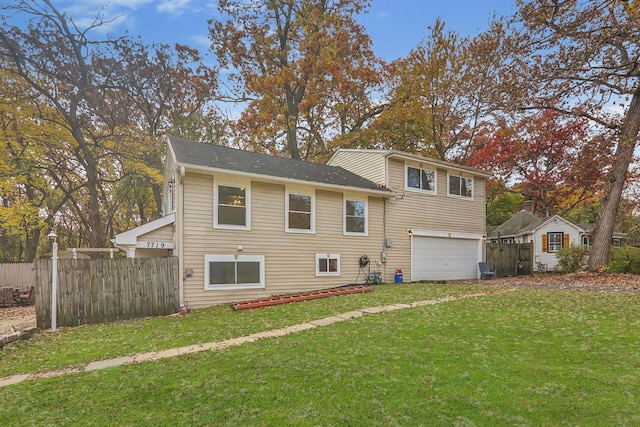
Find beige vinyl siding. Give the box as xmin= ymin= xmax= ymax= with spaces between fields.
xmin=128 ymin=223 xmax=175 ymax=258
xmin=180 ymin=172 xmax=385 ymax=308
xmin=139 ymin=223 xmax=174 ymax=242
xmin=383 ymin=159 xmax=486 ymax=281
xmin=327 ymin=151 xmax=387 ymax=185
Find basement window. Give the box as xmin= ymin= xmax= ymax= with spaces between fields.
xmin=316 ymin=253 xmax=340 ymax=277
xmin=204 ymin=255 xmax=265 ymax=290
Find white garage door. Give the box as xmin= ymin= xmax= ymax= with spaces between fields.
xmin=411 ymin=236 xmax=480 ymax=281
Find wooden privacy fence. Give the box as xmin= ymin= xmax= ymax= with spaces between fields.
xmin=486 ymin=243 xmax=533 ymax=277
xmin=34 ymin=257 xmax=179 ymax=329
xmin=0 ymin=262 xmax=34 ymax=287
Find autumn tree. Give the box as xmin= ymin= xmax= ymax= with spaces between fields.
xmin=490 ymin=0 xmax=640 ymax=268
xmin=469 ymin=110 xmax=612 ymax=218
xmin=0 ymin=0 xmax=130 ymax=248
xmin=1 ymin=1 xmax=219 ymax=250
xmin=484 ymin=180 xmax=526 ymax=227
xmin=100 ymin=39 xmax=220 ymax=229
xmin=0 ymin=64 xmax=73 ymax=261
xmin=352 ymin=19 xmax=499 ymax=162
xmin=209 ymin=0 xmax=385 ymax=160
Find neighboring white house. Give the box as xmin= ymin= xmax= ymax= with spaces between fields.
xmin=488 ymin=210 xmax=626 ymax=271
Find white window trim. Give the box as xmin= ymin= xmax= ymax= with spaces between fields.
xmin=405 ymin=164 xmax=437 ymax=195
xmin=447 ymin=174 xmax=474 ymax=200
xmin=204 ymin=254 xmax=265 ymax=290
xmin=315 ymin=253 xmax=341 ymax=277
xmin=343 ymin=194 xmax=368 ymax=236
xmin=548 ymin=232 xmax=563 ymax=253
xmin=285 ymin=187 xmax=315 ymax=234
xmin=213 ymin=179 xmax=251 ymax=230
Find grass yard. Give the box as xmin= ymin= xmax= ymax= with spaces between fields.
xmin=1 ymin=284 xmax=639 ymax=426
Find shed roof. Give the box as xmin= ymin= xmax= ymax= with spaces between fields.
xmin=488 ymin=210 xmax=543 ymax=238
xmin=167 ymin=136 xmax=390 ymax=194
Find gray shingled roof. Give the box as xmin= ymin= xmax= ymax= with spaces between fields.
xmin=167 ymin=136 xmax=390 ymax=193
xmin=488 ymin=210 xmax=543 ymax=238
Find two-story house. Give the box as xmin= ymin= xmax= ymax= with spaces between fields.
xmin=328 ymin=149 xmax=491 ymax=283
xmin=114 ymin=137 xmax=491 ymax=307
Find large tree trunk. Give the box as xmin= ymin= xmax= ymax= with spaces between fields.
xmin=24 ymin=228 xmax=40 ymax=262
xmin=588 ymin=87 xmax=640 ymax=269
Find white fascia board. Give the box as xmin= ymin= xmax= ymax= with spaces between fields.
xmin=114 ymin=213 xmax=175 ymax=245
xmin=385 ymin=151 xmax=493 ymax=179
xmin=532 ymin=215 xmax=583 ymax=234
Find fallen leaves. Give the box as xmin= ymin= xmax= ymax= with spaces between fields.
xmin=476 ymin=272 xmax=640 ymax=293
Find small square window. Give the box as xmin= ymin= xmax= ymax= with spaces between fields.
xmin=316 ymin=253 xmax=340 ymax=276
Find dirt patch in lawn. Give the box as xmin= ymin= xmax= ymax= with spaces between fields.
xmin=468 ymin=272 xmax=640 ymax=293
xmin=0 ymin=305 xmax=37 ymax=334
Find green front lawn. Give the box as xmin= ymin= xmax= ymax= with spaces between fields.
xmin=0 ymin=283 xmax=486 ymax=377
xmin=1 ymin=284 xmax=639 ymax=426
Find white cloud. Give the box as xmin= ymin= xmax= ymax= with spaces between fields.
xmin=157 ymin=0 xmax=192 ymax=14
xmin=190 ymin=34 xmax=211 ymax=49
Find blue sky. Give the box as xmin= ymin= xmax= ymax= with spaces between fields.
xmin=53 ymin=0 xmax=516 ymax=62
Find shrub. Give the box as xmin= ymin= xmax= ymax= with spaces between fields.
xmin=556 ymin=245 xmax=589 ymax=273
xmin=608 ymin=247 xmax=640 ymax=274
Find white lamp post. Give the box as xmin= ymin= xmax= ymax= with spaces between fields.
xmin=47 ymin=230 xmax=58 ymax=332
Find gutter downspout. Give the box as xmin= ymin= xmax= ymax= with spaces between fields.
xmin=383 ymin=151 xmax=391 ymax=282
xmin=178 ymin=165 xmax=185 ymax=307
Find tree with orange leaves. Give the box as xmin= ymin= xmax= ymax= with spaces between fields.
xmin=488 ymin=0 xmax=640 ymax=269
xmin=209 ymin=0 xmax=385 ymax=161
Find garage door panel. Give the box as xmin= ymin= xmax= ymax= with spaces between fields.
xmin=412 ymin=236 xmax=479 ymax=281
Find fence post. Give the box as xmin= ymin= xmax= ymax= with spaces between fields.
xmin=47 ymin=231 xmax=59 ymax=332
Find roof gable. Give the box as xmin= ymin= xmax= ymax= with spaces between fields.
xmin=533 ymin=215 xmax=584 ymax=234
xmin=168 ymin=136 xmax=389 ymax=193
xmin=113 ymin=213 xmax=175 ymax=245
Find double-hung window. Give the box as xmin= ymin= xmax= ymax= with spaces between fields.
xmin=406 ymin=165 xmax=436 ymax=193
xmin=316 ymin=253 xmax=340 ymax=276
xmin=344 ymin=196 xmax=367 ymax=235
xmin=448 ymin=175 xmax=473 ymax=199
xmin=548 ymin=232 xmax=563 ymax=253
xmin=214 ymin=181 xmax=250 ymax=230
xmin=286 ymin=189 xmax=314 ymax=233
xmin=204 ymin=255 xmax=265 ymax=290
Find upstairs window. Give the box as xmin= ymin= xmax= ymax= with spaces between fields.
xmin=214 ymin=182 xmax=250 ymax=230
xmin=286 ymin=190 xmax=314 ymax=233
xmin=406 ymin=166 xmax=436 ymax=193
xmin=448 ymin=175 xmax=473 ymax=199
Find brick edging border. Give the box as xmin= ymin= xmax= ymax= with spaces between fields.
xmin=230 ymin=285 xmax=373 ymax=311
